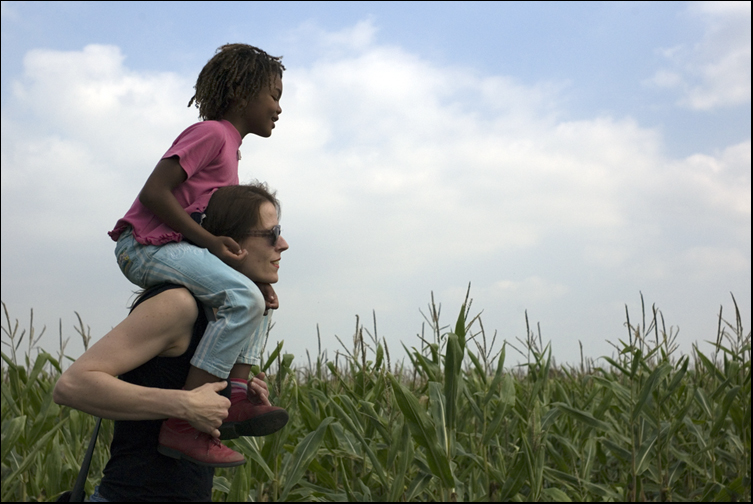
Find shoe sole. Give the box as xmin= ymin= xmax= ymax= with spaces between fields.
xmin=157 ymin=445 xmax=246 ymax=468
xmin=219 ymin=409 xmax=289 ymax=440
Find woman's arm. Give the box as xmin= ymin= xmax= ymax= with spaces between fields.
xmin=53 ymin=288 xmax=230 ymax=436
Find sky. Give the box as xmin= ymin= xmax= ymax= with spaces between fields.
xmin=1 ymin=1 xmax=750 ymax=370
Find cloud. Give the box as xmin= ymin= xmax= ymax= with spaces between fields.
xmin=1 ymin=23 xmax=750 ymax=365
xmin=2 ymin=45 xmax=196 ymax=244
xmin=645 ymin=1 xmax=751 ymax=110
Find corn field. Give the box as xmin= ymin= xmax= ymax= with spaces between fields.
xmin=2 ymin=291 xmax=750 ymax=501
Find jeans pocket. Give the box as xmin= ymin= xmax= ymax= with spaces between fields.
xmin=116 ymin=249 xmax=132 ymax=277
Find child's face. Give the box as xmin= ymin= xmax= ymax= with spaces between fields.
xmin=243 ymin=74 xmax=283 ymax=138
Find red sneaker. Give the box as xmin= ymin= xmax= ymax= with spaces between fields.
xmin=158 ymin=418 xmax=245 ymax=467
xmin=219 ymin=398 xmax=289 ymax=440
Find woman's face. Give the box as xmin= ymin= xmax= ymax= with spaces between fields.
xmin=237 ymin=201 xmax=289 ymax=283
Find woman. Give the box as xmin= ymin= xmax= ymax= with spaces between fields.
xmin=53 ymin=182 xmax=289 ymax=502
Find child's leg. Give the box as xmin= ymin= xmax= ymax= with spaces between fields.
xmin=144 ymin=240 xmax=265 ymax=379
xmin=118 ymin=232 xmax=254 ymax=394
xmin=184 ymin=303 xmax=269 ymax=391
xmin=184 ymin=366 xmax=225 ymax=390
xmin=114 ymin=228 xmax=158 ymax=289
xmin=229 ymin=364 xmax=253 ymax=381
xmin=140 ymin=242 xmax=266 ymax=465
xmin=233 ymin=311 xmax=272 ymax=371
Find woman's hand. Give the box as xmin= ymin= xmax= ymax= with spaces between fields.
xmin=184 ymin=381 xmax=232 ymax=438
xmin=247 ymin=372 xmax=271 ymax=406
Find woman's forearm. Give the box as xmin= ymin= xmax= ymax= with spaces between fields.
xmin=53 ymin=369 xmax=189 ymax=421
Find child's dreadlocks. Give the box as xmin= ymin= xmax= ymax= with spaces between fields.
xmin=188 ymin=43 xmax=285 ymax=121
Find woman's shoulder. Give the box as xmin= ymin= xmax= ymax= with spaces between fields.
xmin=132 ymin=286 xmax=199 ymax=322
xmin=129 ymin=287 xmax=200 ymax=358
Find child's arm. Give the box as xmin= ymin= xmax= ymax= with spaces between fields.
xmin=139 ymin=156 xmax=248 ymax=267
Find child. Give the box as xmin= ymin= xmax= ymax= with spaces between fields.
xmin=108 ymin=44 xmax=287 ymax=467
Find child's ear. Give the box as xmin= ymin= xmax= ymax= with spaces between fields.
xmin=237 ymin=99 xmax=248 ymax=111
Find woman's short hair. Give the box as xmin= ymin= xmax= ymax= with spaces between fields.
xmin=202 ymin=182 xmax=280 ymax=243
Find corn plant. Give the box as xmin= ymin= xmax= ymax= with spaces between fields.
xmin=2 ymin=290 xmax=750 ymax=502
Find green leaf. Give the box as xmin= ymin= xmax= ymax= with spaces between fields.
xmin=630 ymin=348 xmax=642 ymax=379
xmin=375 ymin=343 xmax=384 ymax=371
xmin=1 ymin=415 xmax=26 ymax=463
xmin=542 ymin=487 xmax=572 ymax=502
xmin=388 ymin=422 xmax=413 ymax=502
xmin=482 ymin=401 xmax=509 ymax=445
xmin=632 ymin=362 xmax=671 ymax=421
xmin=280 ymin=416 xmax=334 ymax=500
xmin=232 ymin=437 xmax=275 ymax=481
xmin=483 ymin=343 xmax=507 ymax=404
xmin=388 ymin=375 xmax=455 ymax=489
xmin=228 ymin=456 xmax=250 ymax=502
xmin=358 ymin=400 xmax=392 ymax=443
xmin=454 ymin=303 xmax=466 ymax=351
xmin=261 ymin=340 xmax=283 ymax=372
xmin=600 ymin=438 xmax=631 ymax=462
xmin=330 ymin=397 xmax=388 ymax=487
xmin=554 ymin=402 xmax=611 ymax=431
xmin=497 ymin=456 xmax=527 ymax=501
xmin=602 ymin=356 xmax=630 ymax=376
xmin=428 ymin=382 xmax=449 ymax=457
xmin=444 ymin=333 xmax=462 ymax=432
xmin=635 ymin=432 xmax=658 ymax=475
xmin=711 ymin=385 xmax=740 ymax=436
xmin=544 ymin=467 xmax=622 ymax=500
xmin=695 ymin=348 xmax=726 ymax=381
xmin=1 ymin=417 xmax=68 ymax=503
xmin=663 ymin=356 xmax=689 ymax=400
xmin=500 ymin=373 xmax=516 ymax=407
xmin=694 ymin=388 xmax=713 ymax=420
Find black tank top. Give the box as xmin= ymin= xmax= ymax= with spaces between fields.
xmin=97 ymin=284 xmax=214 ymax=502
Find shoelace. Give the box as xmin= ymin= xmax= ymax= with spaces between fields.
xmin=192 ymin=431 xmax=224 ymax=448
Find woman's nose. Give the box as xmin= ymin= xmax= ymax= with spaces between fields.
xmin=277 ymin=235 xmax=289 ymax=251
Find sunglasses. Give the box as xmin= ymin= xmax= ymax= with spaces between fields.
xmin=244 ymin=225 xmax=281 ymax=246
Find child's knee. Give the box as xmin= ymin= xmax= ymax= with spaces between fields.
xmin=229 ymin=281 xmax=266 ymax=319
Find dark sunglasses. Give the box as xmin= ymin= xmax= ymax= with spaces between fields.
xmin=244 ymin=225 xmax=281 ymax=246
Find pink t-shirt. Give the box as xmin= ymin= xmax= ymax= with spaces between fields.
xmin=108 ymin=120 xmax=242 ymax=245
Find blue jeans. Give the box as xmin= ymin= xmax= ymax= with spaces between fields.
xmin=88 ymin=485 xmax=108 ymax=502
xmin=115 ymin=228 xmax=270 ymax=377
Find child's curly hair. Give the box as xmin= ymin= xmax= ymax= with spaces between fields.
xmin=188 ymin=43 xmax=285 ymax=121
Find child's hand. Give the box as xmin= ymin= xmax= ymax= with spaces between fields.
xmin=247 ymin=372 xmax=271 ymax=406
xmin=208 ymin=236 xmax=248 ymax=268
xmin=255 ymin=283 xmax=279 ymax=315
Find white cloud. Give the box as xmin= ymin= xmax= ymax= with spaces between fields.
xmin=474 ymin=277 xmax=569 ymax=305
xmin=2 ymin=45 xmax=197 ymax=244
xmin=1 ymin=25 xmax=749 ymax=365
xmin=646 ymin=1 xmax=751 ymax=110
xmin=282 ymin=19 xmax=380 ymax=60
xmin=13 ymin=45 xmax=194 ymax=148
